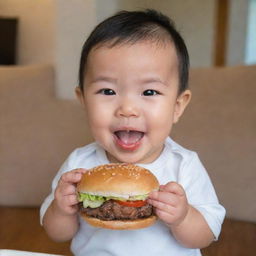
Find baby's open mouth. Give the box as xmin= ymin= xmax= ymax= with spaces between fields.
xmin=114 ymin=130 xmax=144 ymax=150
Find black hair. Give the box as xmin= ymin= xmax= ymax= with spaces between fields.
xmin=78 ymin=9 xmax=189 ymax=94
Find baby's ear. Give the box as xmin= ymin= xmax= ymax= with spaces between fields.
xmin=75 ymin=86 xmax=86 ymax=107
xmin=173 ymin=89 xmax=191 ymax=123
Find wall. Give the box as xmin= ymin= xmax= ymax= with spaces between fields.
xmin=0 ymin=0 xmax=250 ymax=99
xmin=245 ymin=0 xmax=256 ymax=64
xmin=0 ymin=0 xmax=216 ymax=98
xmin=0 ymin=0 xmax=55 ymax=65
xmin=118 ymin=0 xmax=216 ymax=68
xmin=226 ymin=0 xmax=249 ymax=66
xmin=55 ymin=0 xmax=98 ymax=98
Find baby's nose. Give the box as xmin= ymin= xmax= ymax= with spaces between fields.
xmin=115 ymin=97 xmax=140 ymax=118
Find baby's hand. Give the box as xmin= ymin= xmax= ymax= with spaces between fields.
xmin=148 ymin=182 xmax=189 ymax=227
xmin=53 ymin=168 xmax=87 ymax=217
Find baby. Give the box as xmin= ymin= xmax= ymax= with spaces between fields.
xmin=40 ymin=9 xmax=225 ymax=256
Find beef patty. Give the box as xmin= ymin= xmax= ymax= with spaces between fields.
xmin=80 ymin=200 xmax=153 ymax=221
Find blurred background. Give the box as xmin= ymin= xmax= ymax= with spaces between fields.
xmin=1 ymin=0 xmax=255 ymax=98
xmin=0 ymin=1 xmax=256 ymax=256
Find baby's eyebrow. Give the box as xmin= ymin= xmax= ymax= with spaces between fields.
xmin=90 ymin=76 xmax=167 ymax=86
xmin=91 ymin=76 xmax=117 ymax=84
xmin=140 ymin=77 xmax=167 ymax=86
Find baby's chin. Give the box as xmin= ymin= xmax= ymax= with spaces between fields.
xmin=105 ymin=150 xmax=141 ymax=164
xmin=106 ymin=151 xmax=136 ymax=164
xmin=105 ymin=150 xmax=160 ymax=164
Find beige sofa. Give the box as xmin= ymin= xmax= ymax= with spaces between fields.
xmin=0 ymin=64 xmax=256 ymax=255
xmin=0 ymin=65 xmax=93 ymax=206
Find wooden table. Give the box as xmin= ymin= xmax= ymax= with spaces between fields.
xmin=1 ymin=207 xmax=255 ymax=256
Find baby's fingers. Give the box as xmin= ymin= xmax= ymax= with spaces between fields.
xmin=160 ymin=182 xmax=185 ymax=196
xmin=148 ymin=199 xmax=179 ymax=226
xmin=148 ymin=190 xmax=179 ymax=207
xmin=54 ymin=190 xmax=80 ymax=215
xmin=58 ymin=182 xmax=76 ymax=196
xmin=63 ymin=194 xmax=79 ymax=206
xmin=148 ymin=198 xmax=174 ymax=213
xmin=154 ymin=208 xmax=174 ymax=226
xmin=60 ymin=169 xmax=86 ymax=184
xmin=57 ymin=194 xmax=79 ymax=215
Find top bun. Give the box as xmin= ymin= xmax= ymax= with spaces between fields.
xmin=77 ymin=163 xmax=159 ymax=197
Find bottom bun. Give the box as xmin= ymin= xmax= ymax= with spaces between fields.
xmin=81 ymin=212 xmax=157 ymax=230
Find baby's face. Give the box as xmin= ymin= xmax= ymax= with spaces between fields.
xmin=77 ymin=41 xmax=191 ymax=163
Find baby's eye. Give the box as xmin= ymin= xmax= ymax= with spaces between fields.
xmin=97 ymin=88 xmax=116 ymax=95
xmin=142 ymin=89 xmax=160 ymax=96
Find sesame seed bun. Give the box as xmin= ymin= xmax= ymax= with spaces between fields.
xmin=77 ymin=163 xmax=159 ymax=197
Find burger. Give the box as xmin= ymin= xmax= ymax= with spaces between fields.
xmin=77 ymin=163 xmax=159 ymax=230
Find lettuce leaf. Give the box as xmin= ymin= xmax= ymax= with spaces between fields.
xmin=77 ymin=192 xmax=148 ymax=208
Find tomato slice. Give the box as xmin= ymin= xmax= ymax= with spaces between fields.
xmin=114 ymin=200 xmax=147 ymax=207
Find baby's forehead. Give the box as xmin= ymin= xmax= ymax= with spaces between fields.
xmin=87 ymin=40 xmax=178 ymax=64
xmin=87 ymin=40 xmax=178 ymax=71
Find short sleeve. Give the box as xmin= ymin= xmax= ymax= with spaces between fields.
xmin=178 ymin=152 xmax=226 ymax=240
xmin=39 ymin=150 xmax=76 ymax=225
